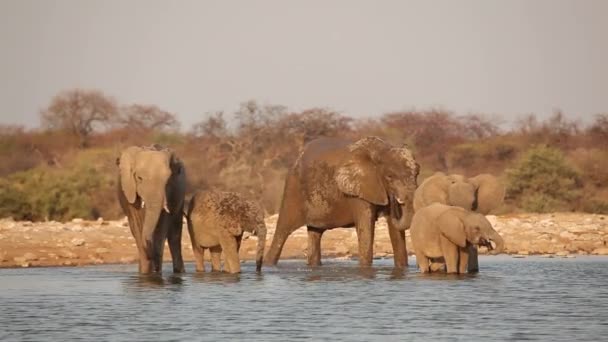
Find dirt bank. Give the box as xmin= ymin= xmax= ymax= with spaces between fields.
xmin=0 ymin=212 xmax=607 ymax=268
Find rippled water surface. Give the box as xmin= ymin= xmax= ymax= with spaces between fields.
xmin=1 ymin=256 xmax=607 ymax=341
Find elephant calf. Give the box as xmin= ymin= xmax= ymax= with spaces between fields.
xmin=410 ymin=203 xmax=504 ymax=274
xmin=186 ymin=191 xmax=267 ymax=273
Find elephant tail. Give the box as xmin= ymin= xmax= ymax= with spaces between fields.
xmin=255 ymin=222 xmax=267 ymax=272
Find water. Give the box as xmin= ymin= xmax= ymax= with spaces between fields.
xmin=1 ymin=256 xmax=607 ymax=341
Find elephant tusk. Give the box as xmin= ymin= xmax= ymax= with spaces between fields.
xmin=141 ymin=200 xmax=145 ymax=209
xmin=396 ymin=197 xmax=405 ymax=205
xmin=163 ymin=203 xmax=170 ymax=214
xmin=489 ymin=240 xmax=497 ymax=250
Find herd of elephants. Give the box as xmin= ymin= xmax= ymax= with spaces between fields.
xmin=116 ymin=136 xmax=505 ymax=275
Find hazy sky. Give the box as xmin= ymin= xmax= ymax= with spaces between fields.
xmin=1 ymin=0 xmax=607 ymax=129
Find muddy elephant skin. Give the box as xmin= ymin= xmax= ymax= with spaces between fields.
xmin=265 ymin=136 xmax=419 ymax=268
xmin=186 ymin=191 xmax=267 ymax=273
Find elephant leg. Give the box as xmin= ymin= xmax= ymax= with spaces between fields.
xmin=210 ymin=245 xmax=222 ymax=272
xmin=193 ymin=245 xmax=205 ymax=272
xmin=187 ymin=218 xmax=205 ymax=272
xmin=138 ymin=247 xmax=152 ymax=274
xmin=415 ymin=251 xmax=430 ymax=273
xmin=219 ymin=232 xmax=240 ymax=274
xmin=167 ymin=212 xmax=185 ymax=273
xmin=440 ymin=236 xmax=459 ymax=274
xmin=352 ymin=201 xmax=375 ymax=267
xmin=264 ymin=171 xmax=306 ymax=266
xmin=265 ymin=220 xmax=304 ymax=266
xmin=307 ymin=227 xmax=324 ymax=266
xmin=467 ymin=245 xmax=479 ymax=273
xmin=387 ymin=219 xmax=408 ymax=268
xmin=458 ymin=247 xmax=470 ymax=274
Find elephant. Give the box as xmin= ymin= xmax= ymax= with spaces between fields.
xmin=265 ymin=136 xmax=419 ymax=268
xmin=410 ymin=203 xmax=505 ymax=274
xmin=117 ymin=145 xmax=186 ymax=274
xmin=412 ymin=172 xmax=505 ymax=272
xmin=186 ymin=190 xmax=267 ymax=273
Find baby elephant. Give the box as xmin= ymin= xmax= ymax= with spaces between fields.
xmin=186 ymin=191 xmax=267 ymax=273
xmin=411 ymin=203 xmax=504 ymax=274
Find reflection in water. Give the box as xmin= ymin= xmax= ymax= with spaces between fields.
xmin=123 ymin=274 xmax=186 ymax=291
xmin=1 ymin=257 xmax=607 ymax=341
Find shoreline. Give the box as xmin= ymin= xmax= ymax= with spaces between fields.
xmin=1 ymin=212 xmax=607 ymax=269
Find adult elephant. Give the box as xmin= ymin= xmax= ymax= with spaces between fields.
xmin=265 ymin=136 xmax=419 ymax=268
xmin=117 ymin=145 xmax=186 ymax=274
xmin=412 ymin=172 xmax=505 ymax=272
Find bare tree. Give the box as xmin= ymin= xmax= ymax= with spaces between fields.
xmin=40 ymin=89 xmax=118 ymax=147
xmin=191 ymin=111 xmax=228 ymax=138
xmin=118 ymin=104 xmax=180 ymax=132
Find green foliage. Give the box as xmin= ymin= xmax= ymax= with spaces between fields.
xmin=0 ymin=164 xmax=104 ymax=221
xmin=507 ymin=145 xmax=582 ymax=212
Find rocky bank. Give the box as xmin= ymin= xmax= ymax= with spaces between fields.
xmin=0 ymin=212 xmax=606 ymax=268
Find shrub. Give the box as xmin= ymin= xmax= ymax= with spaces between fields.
xmin=506 ymin=145 xmax=581 ymax=212
xmin=0 ymin=164 xmax=106 ymax=221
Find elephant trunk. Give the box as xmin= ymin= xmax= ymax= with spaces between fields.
xmin=390 ymin=194 xmax=413 ymax=231
xmin=255 ymin=223 xmax=267 ymax=272
xmin=141 ymin=198 xmax=165 ymax=260
xmin=488 ymin=230 xmax=505 ymax=255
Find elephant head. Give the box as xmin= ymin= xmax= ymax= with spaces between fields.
xmin=335 ymin=136 xmax=419 ymax=231
xmin=438 ymin=208 xmax=504 ymax=254
xmin=118 ymin=146 xmax=184 ymax=256
xmin=468 ymin=174 xmax=505 ymax=214
xmin=446 ymin=174 xmax=477 ymax=211
xmin=414 ymin=172 xmax=504 ymax=214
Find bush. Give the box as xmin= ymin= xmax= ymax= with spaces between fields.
xmin=506 ymin=145 xmax=582 ymax=212
xmin=0 ymin=164 xmax=106 ymax=221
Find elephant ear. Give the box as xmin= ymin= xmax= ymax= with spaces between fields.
xmin=437 ymin=209 xmax=467 ymax=248
xmin=335 ymin=155 xmax=388 ymax=206
xmin=118 ymin=146 xmax=142 ymax=204
xmin=469 ymin=174 xmax=505 ymax=215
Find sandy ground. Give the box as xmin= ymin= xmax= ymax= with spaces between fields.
xmin=0 ymin=213 xmax=607 ymax=269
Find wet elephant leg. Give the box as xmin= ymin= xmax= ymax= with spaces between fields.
xmin=220 ymin=232 xmax=240 ymax=274
xmin=307 ymin=227 xmax=325 ymax=266
xmin=210 ymin=245 xmax=222 ymax=272
xmin=415 ymin=250 xmax=430 ymax=273
xmin=138 ymin=247 xmax=152 ymax=274
xmin=387 ymin=220 xmax=408 ymax=268
xmin=265 ymin=220 xmax=304 ymax=266
xmin=467 ymin=245 xmax=479 ymax=273
xmin=458 ymin=246 xmax=470 ymax=274
xmin=355 ymin=221 xmax=375 ymax=267
xmin=193 ymin=245 xmax=205 ymax=272
xmin=167 ymin=212 xmax=185 ymax=273
xmin=440 ymin=236 xmax=459 ymax=274
xmin=352 ymin=201 xmax=375 ymax=267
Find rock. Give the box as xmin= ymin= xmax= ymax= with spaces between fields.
xmin=539 ymin=254 xmax=554 ymax=258
xmin=95 ymin=248 xmax=109 ymax=254
xmin=58 ymin=250 xmax=78 ymax=259
xmin=13 ymin=256 xmax=27 ymax=263
xmin=20 ymin=262 xmax=31 ymax=268
xmin=559 ymin=231 xmax=577 ymax=240
xmin=23 ymin=252 xmax=37 ymax=261
xmin=63 ymin=261 xmax=74 ymax=266
xmin=72 ymin=218 xmax=84 ymax=223
xmin=71 ymin=238 xmax=85 ymax=246
xmin=512 ymin=255 xmax=526 ymax=258
xmin=517 ymin=251 xmax=530 ymax=255
xmin=591 ymin=247 xmax=608 ymax=255
xmin=555 ymin=251 xmax=569 ymax=256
